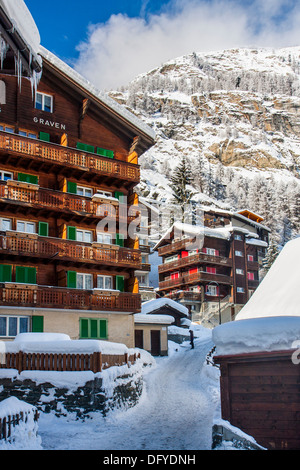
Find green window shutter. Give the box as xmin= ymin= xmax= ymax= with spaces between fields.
xmin=0 ymin=265 xmax=12 ymax=282
xmin=114 ymin=191 xmax=125 ymax=202
xmin=90 ymin=319 xmax=98 ymax=339
xmin=38 ymin=222 xmax=49 ymax=237
xmin=99 ymin=320 xmax=107 ymax=339
xmin=67 ymin=181 xmax=77 ymax=194
xmin=16 ymin=266 xmax=36 ymax=284
xmin=18 ymin=173 xmax=38 ymax=185
xmin=97 ymin=148 xmax=114 ymax=159
xmin=116 ymin=275 xmax=124 ymax=292
xmin=80 ymin=318 xmax=89 ymax=338
xmin=32 ymin=316 xmax=44 ymax=333
xmin=67 ymin=226 xmax=77 ymax=241
xmin=39 ymin=132 xmax=50 ymax=142
xmin=67 ymin=271 xmax=77 ymax=289
xmin=116 ymin=233 xmax=124 ymax=247
xmin=76 ymin=142 xmax=94 ymax=153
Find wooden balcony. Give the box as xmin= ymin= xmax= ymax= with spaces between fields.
xmin=0 ymin=181 xmax=137 ymax=224
xmin=0 ymin=132 xmax=140 ymax=186
xmin=0 ymin=232 xmax=142 ymax=270
xmin=247 ymin=279 xmax=260 ymax=289
xmin=159 ymin=271 xmax=232 ymax=291
xmin=0 ymin=284 xmax=141 ymax=312
xmin=158 ymin=252 xmax=232 ymax=273
xmin=157 ymin=238 xmax=198 ymax=257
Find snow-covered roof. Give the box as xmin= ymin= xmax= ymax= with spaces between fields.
xmin=236 ymin=237 xmax=300 ymax=320
xmin=134 ymin=313 xmax=175 ymax=325
xmin=246 ymin=238 xmax=268 ymax=247
xmin=213 ymin=316 xmax=300 ymax=356
xmin=141 ymin=297 xmax=189 ymax=316
xmin=38 ymin=46 xmax=156 ymax=142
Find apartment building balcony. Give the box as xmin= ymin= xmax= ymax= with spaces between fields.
xmin=0 ymin=180 xmax=138 ymax=224
xmin=0 ymin=232 xmax=142 ymax=270
xmin=157 ymin=238 xmax=198 ymax=257
xmin=247 ymin=279 xmax=260 ymax=289
xmin=158 ymin=252 xmax=232 ymax=273
xmin=158 ymin=271 xmax=233 ymax=291
xmin=0 ymin=132 xmax=140 ymax=187
xmin=0 ymin=283 xmax=141 ymax=312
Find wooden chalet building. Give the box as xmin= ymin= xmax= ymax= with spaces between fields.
xmin=0 ymin=1 xmax=155 ymax=346
xmin=154 ymin=208 xmax=270 ymax=326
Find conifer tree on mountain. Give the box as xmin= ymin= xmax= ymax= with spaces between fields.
xmin=262 ymin=237 xmax=280 ymax=274
xmin=170 ymin=155 xmax=195 ymax=223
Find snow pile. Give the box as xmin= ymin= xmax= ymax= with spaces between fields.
xmin=0 ymin=397 xmax=41 ymax=450
xmin=141 ymin=297 xmax=189 ymax=316
xmin=4 ymin=332 xmax=128 ymax=355
xmin=236 ymin=237 xmax=300 ymax=320
xmin=212 ymin=316 xmax=300 ymax=356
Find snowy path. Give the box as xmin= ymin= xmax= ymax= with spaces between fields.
xmin=38 ymin=336 xmax=220 ymax=450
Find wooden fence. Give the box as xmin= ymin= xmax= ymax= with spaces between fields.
xmin=0 ymin=408 xmax=39 ymax=441
xmin=0 ymin=350 xmax=140 ymax=374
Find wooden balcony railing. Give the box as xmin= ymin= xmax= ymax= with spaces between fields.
xmin=0 ymin=233 xmax=142 ymax=268
xmin=157 ymin=238 xmax=198 ymax=257
xmin=0 ymin=132 xmax=140 ymax=183
xmin=0 ymin=181 xmax=137 ymax=222
xmin=158 ymin=252 xmax=232 ymax=273
xmin=159 ymin=271 xmax=232 ymax=290
xmin=0 ymin=284 xmax=141 ymax=312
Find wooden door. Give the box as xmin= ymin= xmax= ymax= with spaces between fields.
xmin=135 ymin=329 xmax=144 ymax=349
xmin=151 ymin=330 xmax=161 ymax=356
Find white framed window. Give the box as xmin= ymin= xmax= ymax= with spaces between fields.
xmin=0 ymin=125 xmax=14 ymax=134
xmin=96 ymin=190 xmax=113 ymax=198
xmin=247 ymin=254 xmax=254 ymax=262
xmin=236 ymin=268 xmax=244 ymax=275
xmin=35 ymin=92 xmax=53 ymax=112
xmin=19 ymin=129 xmax=38 ymax=139
xmin=76 ymin=229 xmax=93 ymax=243
xmin=234 ymin=234 xmax=243 ymax=241
xmin=165 ymin=254 xmax=178 ymax=264
xmin=0 ymin=218 xmax=12 ymax=231
xmin=137 ymin=274 xmax=148 ymax=286
xmin=0 ymin=170 xmax=13 ymax=181
xmin=235 ymin=250 xmax=243 ymax=257
xmin=97 ymin=275 xmax=113 ymax=290
xmin=77 ymin=273 xmax=93 ymax=290
xmin=77 ymin=185 xmax=93 ymax=198
xmin=237 ymin=287 xmax=245 ymax=293
xmin=97 ymin=232 xmax=113 ymax=244
xmin=17 ymin=220 xmax=36 ymax=234
xmin=0 ymin=316 xmax=29 ymax=337
xmin=205 ymin=248 xmax=217 ymax=256
xmin=206 ymin=285 xmax=217 ymax=296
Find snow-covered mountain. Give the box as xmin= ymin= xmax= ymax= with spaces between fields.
xmin=110 ymin=46 xmax=300 ymax=245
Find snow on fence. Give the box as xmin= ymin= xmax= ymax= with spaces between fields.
xmin=0 ymin=397 xmax=39 ymax=442
xmin=0 ymin=334 xmax=140 ymax=374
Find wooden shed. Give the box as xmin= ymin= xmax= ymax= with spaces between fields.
xmin=214 ymin=349 xmax=300 ymax=450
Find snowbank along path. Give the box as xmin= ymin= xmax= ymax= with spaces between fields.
xmin=39 ymin=334 xmax=219 ymax=450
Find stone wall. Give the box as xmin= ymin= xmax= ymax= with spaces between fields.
xmin=0 ymin=366 xmax=144 ymax=419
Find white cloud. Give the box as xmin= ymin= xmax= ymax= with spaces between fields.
xmin=74 ymin=0 xmax=300 ymax=90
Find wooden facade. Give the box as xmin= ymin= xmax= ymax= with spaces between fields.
xmin=0 ymin=15 xmax=155 ymax=345
xmin=155 ymin=210 xmax=269 ymax=323
xmin=214 ymin=350 xmax=300 ymax=450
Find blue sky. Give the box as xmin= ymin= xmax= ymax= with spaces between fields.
xmin=24 ymin=0 xmax=300 ymax=90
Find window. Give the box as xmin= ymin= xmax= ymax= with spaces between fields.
xmin=97 ymin=148 xmax=114 ymax=159
xmin=235 ymin=250 xmax=243 ymax=257
xmin=0 ymin=316 xmax=29 ymax=337
xmin=18 ymin=173 xmax=38 ymax=184
xmin=165 ymin=254 xmax=179 ymax=264
xmin=97 ymin=275 xmax=113 ymax=290
xmin=234 ymin=234 xmax=243 ymax=240
xmin=35 ymin=92 xmax=53 ymax=112
xmin=206 ymin=285 xmax=218 ymax=296
xmin=17 ymin=220 xmax=36 ymax=234
xmin=80 ymin=318 xmax=107 ymax=339
xmin=0 ymin=218 xmax=12 ymax=231
xmin=236 ymin=268 xmax=244 ymax=275
xmin=97 ymin=232 xmax=112 ymax=245
xmin=0 ymin=125 xmax=14 ymax=133
xmin=171 ymin=272 xmax=179 ymax=280
xmin=247 ymin=254 xmax=254 ymax=262
xmin=0 ymin=170 xmax=13 ymax=181
xmin=77 ymin=186 xmax=93 ymax=198
xmin=247 ymin=272 xmax=255 ymax=281
xmin=137 ymin=274 xmax=148 ymax=286
xmin=237 ymin=287 xmax=245 ymax=293
xmin=96 ymin=190 xmax=113 ymax=198
xmin=206 ymin=267 xmax=216 ymax=274
xmin=77 ymin=273 xmax=93 ymax=290
xmin=19 ymin=129 xmax=37 ymax=139
xmin=203 ymin=248 xmax=219 ymax=256
xmin=0 ymin=265 xmax=12 ymax=282
xmin=76 ymin=229 xmax=93 ymax=243
xmin=15 ymin=266 xmax=37 ymax=284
